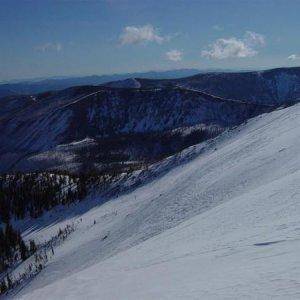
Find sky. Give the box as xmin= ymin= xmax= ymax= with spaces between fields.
xmin=1 ymin=0 xmax=300 ymax=81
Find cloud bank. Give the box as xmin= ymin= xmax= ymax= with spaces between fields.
xmin=202 ymin=31 xmax=265 ymax=59
xmin=287 ymin=54 xmax=300 ymax=60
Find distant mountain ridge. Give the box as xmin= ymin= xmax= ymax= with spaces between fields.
xmin=0 ymin=69 xmax=201 ymax=98
xmin=130 ymin=66 xmax=300 ymax=106
xmin=0 ymin=66 xmax=299 ymax=174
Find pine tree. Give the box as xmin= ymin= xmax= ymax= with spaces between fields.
xmin=6 ymin=274 xmax=12 ymax=290
xmin=19 ymin=240 xmax=28 ymax=261
xmin=29 ymin=240 xmax=37 ymax=255
xmin=0 ymin=280 xmax=7 ymax=294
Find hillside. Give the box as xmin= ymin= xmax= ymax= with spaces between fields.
xmin=136 ymin=67 xmax=300 ymax=105
xmin=2 ymin=67 xmax=300 ymax=176
xmin=8 ymin=103 xmax=300 ymax=299
xmin=0 ymin=85 xmax=270 ymax=174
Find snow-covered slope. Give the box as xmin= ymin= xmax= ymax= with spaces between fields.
xmin=11 ymin=103 xmax=300 ymax=299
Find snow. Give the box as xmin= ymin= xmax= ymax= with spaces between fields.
xmin=8 ymin=104 xmax=300 ymax=299
xmin=56 ymin=137 xmax=97 ymax=150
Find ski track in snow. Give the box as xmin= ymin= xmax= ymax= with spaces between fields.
xmin=6 ymin=104 xmax=300 ymax=299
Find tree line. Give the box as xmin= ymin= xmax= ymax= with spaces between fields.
xmin=0 ymin=172 xmax=87 ymax=222
xmin=0 ymin=223 xmax=75 ymax=295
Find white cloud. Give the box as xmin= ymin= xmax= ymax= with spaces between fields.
xmin=287 ymin=54 xmax=300 ymax=60
xmin=166 ymin=49 xmax=182 ymax=61
xmin=202 ymin=31 xmax=265 ymax=59
xmin=202 ymin=37 xmax=256 ymax=59
xmin=35 ymin=42 xmax=62 ymax=52
xmin=119 ymin=24 xmax=165 ymax=45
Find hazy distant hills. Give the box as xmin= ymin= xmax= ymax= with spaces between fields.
xmin=0 ymin=69 xmax=202 ymax=98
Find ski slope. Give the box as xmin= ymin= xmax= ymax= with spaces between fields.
xmin=12 ymin=103 xmax=300 ymax=299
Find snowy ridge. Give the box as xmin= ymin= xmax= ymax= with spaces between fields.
xmin=8 ymin=103 xmax=300 ymax=299
xmin=176 ymin=85 xmax=276 ymax=106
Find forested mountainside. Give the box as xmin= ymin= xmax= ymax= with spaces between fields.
xmin=1 ymin=67 xmax=299 ymax=226
xmin=0 ymin=173 xmax=87 ymax=220
xmin=0 ymin=85 xmax=271 ymax=174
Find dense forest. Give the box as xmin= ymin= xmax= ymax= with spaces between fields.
xmin=0 ymin=126 xmax=220 ymax=225
xmin=0 ymin=222 xmax=37 ymax=293
xmin=0 ymin=223 xmax=35 ymax=271
xmin=0 ymin=172 xmax=87 ymax=222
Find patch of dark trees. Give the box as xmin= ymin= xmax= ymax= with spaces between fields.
xmin=0 ymin=223 xmax=75 ymax=295
xmin=0 ymin=126 xmax=221 ymax=225
xmin=75 ymin=126 xmax=223 ymax=173
xmin=0 ymin=173 xmax=87 ymax=222
xmin=0 ymin=222 xmax=37 ymax=293
xmin=0 ymin=223 xmax=36 ymax=272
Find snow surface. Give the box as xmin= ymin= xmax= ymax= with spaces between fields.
xmin=9 ymin=104 xmax=300 ymax=299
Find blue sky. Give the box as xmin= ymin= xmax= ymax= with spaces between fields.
xmin=1 ymin=0 xmax=300 ymax=81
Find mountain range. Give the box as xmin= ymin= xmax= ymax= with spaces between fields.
xmin=0 ymin=69 xmax=202 ymax=98
xmin=1 ymin=67 xmax=300 ymax=175
xmin=1 ymin=66 xmax=300 ymax=298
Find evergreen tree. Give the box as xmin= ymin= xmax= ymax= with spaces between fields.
xmin=29 ymin=240 xmax=37 ymax=255
xmin=19 ymin=240 xmax=28 ymax=261
xmin=0 ymin=280 xmax=7 ymax=294
xmin=6 ymin=274 xmax=12 ymax=290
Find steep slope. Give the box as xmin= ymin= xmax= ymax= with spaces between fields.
xmin=12 ymin=103 xmax=300 ymax=299
xmin=0 ymin=95 xmax=35 ymax=119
